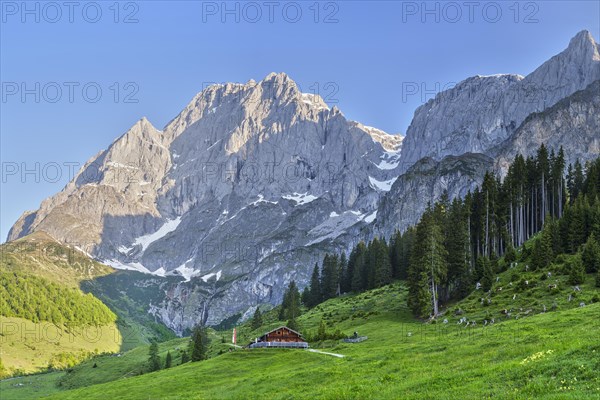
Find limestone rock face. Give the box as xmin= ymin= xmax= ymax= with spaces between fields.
xmin=8 ymin=73 xmax=402 ymax=332
xmin=376 ymin=31 xmax=600 ymax=239
xmin=399 ymin=30 xmax=600 ymax=170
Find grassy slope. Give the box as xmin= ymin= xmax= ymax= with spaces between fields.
xmin=0 ymin=317 xmax=120 ymax=374
xmin=3 ymin=279 xmax=597 ymax=400
xmin=0 ymin=233 xmax=175 ymax=360
xmin=0 ymin=233 xmax=122 ymax=375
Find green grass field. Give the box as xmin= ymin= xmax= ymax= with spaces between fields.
xmin=2 ymin=278 xmax=598 ymax=399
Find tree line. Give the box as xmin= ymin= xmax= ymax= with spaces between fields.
xmin=297 ymin=146 xmax=600 ymax=319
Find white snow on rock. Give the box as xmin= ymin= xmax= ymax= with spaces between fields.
xmin=103 ymin=259 xmax=153 ymax=274
xmin=364 ymin=210 xmax=377 ymax=223
xmin=133 ymin=217 xmax=182 ymax=252
xmin=251 ymin=194 xmax=278 ymax=206
xmin=201 ymin=270 xmax=222 ymax=282
xmin=282 ymin=192 xmax=318 ymax=206
xmin=368 ymin=176 xmax=398 ymax=192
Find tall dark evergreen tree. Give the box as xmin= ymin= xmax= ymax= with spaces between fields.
xmin=251 ymin=307 xmax=263 ymax=330
xmin=320 ymin=254 xmax=339 ymax=300
xmin=148 ymin=341 xmax=161 ymax=372
xmin=165 ymin=351 xmax=172 ymax=369
xmin=307 ymin=263 xmax=322 ymax=307
xmin=189 ymin=325 xmax=209 ymax=362
xmin=581 ymin=233 xmax=600 ymax=273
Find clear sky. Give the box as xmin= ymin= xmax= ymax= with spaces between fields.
xmin=1 ymin=0 xmax=599 ymax=241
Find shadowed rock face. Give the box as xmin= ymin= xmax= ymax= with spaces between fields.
xmin=8 ymin=31 xmax=600 ymax=333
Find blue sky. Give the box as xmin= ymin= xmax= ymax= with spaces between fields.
xmin=1 ymin=0 xmax=599 ymax=241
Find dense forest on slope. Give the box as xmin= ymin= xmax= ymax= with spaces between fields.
xmin=0 ymin=271 xmax=116 ymax=326
xmin=301 ymin=146 xmax=600 ymax=318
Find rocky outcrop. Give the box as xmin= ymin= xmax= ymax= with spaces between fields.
xmin=375 ymin=153 xmax=493 ymax=238
xmin=493 ymin=80 xmax=600 ymax=174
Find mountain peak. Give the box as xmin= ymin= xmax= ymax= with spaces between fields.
xmin=570 ymin=29 xmax=596 ymax=47
xmin=566 ymin=30 xmax=600 ymax=60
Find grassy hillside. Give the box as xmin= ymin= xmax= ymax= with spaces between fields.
xmin=3 ymin=279 xmax=598 ymax=399
xmin=0 ymin=233 xmax=174 ymax=376
xmin=0 ymin=317 xmax=120 ymax=376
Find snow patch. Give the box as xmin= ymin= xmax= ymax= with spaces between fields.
xmin=329 ymin=211 xmax=340 ymax=218
xmin=173 ymin=258 xmax=198 ymax=282
xmin=201 ymin=270 xmax=222 ymax=282
xmin=368 ymin=176 xmax=398 ymax=192
xmin=132 ymin=217 xmax=182 ymax=252
xmin=251 ymin=194 xmax=278 ymax=206
xmin=103 ymin=259 xmax=153 ymax=274
xmin=364 ymin=210 xmax=377 ymax=223
xmin=282 ymin=192 xmax=318 ymax=206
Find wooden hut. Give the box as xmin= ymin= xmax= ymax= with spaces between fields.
xmin=248 ymin=326 xmax=308 ymax=349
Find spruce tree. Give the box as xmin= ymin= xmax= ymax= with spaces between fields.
xmin=251 ymin=307 xmax=263 ymax=330
xmin=148 ymin=341 xmax=161 ymax=372
xmin=287 ymin=317 xmax=299 ymax=332
xmin=408 ymin=208 xmax=447 ymax=317
xmin=165 ymin=351 xmax=172 ymax=369
xmin=351 ymin=242 xmax=367 ymax=292
xmin=189 ymin=326 xmax=209 ymax=362
xmin=279 ymin=281 xmax=301 ymax=321
xmin=581 ymin=233 xmax=600 ymax=273
xmin=321 ymin=254 xmax=339 ymax=300
xmin=301 ymin=286 xmax=310 ymax=306
xmin=480 ymin=257 xmax=494 ymax=292
xmin=180 ymin=350 xmax=189 ymax=364
xmin=532 ymin=228 xmax=554 ymax=270
xmin=568 ymin=256 xmax=586 ymax=285
xmin=308 ymin=263 xmax=322 ymax=307
xmin=339 ymin=252 xmax=348 ymax=293
xmin=373 ymin=238 xmax=393 ymax=287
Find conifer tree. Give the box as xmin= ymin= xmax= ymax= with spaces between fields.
xmin=189 ymin=326 xmax=209 ymax=362
xmin=581 ymin=233 xmax=600 ymax=273
xmin=165 ymin=351 xmax=172 ymax=369
xmin=251 ymin=307 xmax=263 ymax=330
xmin=480 ymin=257 xmax=494 ymax=292
xmin=351 ymin=242 xmax=367 ymax=292
xmin=308 ymin=263 xmax=322 ymax=307
xmin=148 ymin=341 xmax=161 ymax=372
xmin=180 ymin=350 xmax=189 ymax=364
xmin=532 ymin=228 xmax=554 ymax=270
xmin=568 ymin=256 xmax=586 ymax=285
xmin=321 ymin=254 xmax=339 ymax=300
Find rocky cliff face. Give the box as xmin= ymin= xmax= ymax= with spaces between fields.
xmin=493 ymin=80 xmax=600 ymax=174
xmin=399 ymin=30 xmax=600 ymax=170
xmin=8 ymin=72 xmax=402 ymax=332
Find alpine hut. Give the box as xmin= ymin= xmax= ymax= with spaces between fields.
xmin=248 ymin=326 xmax=308 ymax=349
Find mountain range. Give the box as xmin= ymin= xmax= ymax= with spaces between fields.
xmin=7 ymin=30 xmax=600 ymax=334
